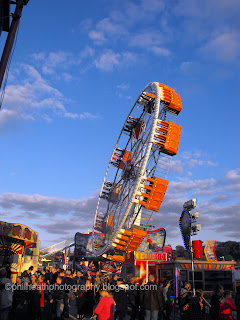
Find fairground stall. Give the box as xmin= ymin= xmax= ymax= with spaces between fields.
xmin=0 ymin=220 xmax=39 ymax=282
xmin=121 ymin=229 xmax=237 ymax=295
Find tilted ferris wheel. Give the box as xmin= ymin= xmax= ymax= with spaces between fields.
xmin=92 ymin=82 xmax=182 ymax=257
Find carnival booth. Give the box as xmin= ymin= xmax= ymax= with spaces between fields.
xmin=122 ymin=229 xmax=236 ymax=295
xmin=0 ymin=220 xmax=39 ymax=282
xmin=122 ymin=227 xmax=168 ymax=281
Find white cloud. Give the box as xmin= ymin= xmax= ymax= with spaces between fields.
xmin=91 ymin=17 xmax=126 ymax=42
xmin=79 ymin=18 xmax=93 ymax=32
xmin=31 ymin=48 xmax=94 ymax=77
xmin=94 ymin=50 xmax=136 ymax=71
xmin=117 ymin=83 xmax=130 ymax=91
xmin=180 ymin=151 xmax=218 ymax=168
xmin=225 ymin=168 xmax=240 ymax=182
xmin=150 ymin=46 xmax=171 ymax=57
xmin=170 ymin=160 xmax=184 ymax=174
xmin=129 ymin=31 xmax=165 ymax=48
xmin=0 ymin=64 xmax=99 ymax=130
xmin=110 ymin=0 xmax=165 ymax=24
xmin=200 ymin=31 xmax=240 ymax=62
xmin=180 ymin=61 xmax=196 ymax=75
xmin=64 ymin=112 xmax=100 ymax=120
xmin=88 ymin=30 xmax=106 ymax=42
xmin=0 ymin=192 xmax=98 ymax=216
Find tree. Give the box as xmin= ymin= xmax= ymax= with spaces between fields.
xmin=215 ymin=241 xmax=240 ymax=262
xmin=173 ymin=245 xmax=191 ymax=260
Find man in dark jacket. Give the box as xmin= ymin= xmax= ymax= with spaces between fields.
xmin=62 ymin=270 xmax=74 ymax=318
xmin=50 ymin=276 xmax=65 ymax=320
xmin=140 ymin=275 xmax=163 ymax=320
xmin=21 ymin=266 xmax=33 ymax=282
xmin=114 ymin=277 xmax=129 ymax=320
xmin=128 ymin=277 xmax=138 ymax=320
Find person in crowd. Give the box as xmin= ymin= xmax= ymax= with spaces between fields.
xmin=219 ymin=291 xmax=236 ymax=320
xmin=162 ymin=280 xmax=173 ymax=320
xmin=5 ymin=263 xmax=12 ymax=279
xmin=76 ymin=278 xmax=86 ymax=319
xmin=210 ymin=285 xmax=224 ymax=320
xmin=30 ymin=274 xmax=37 ymax=285
xmin=114 ymin=277 xmax=129 ymax=320
xmin=111 ymin=274 xmax=118 ymax=287
xmin=50 ymin=276 xmax=64 ymax=320
xmin=75 ymin=270 xmax=85 ymax=287
xmin=62 ymin=269 xmax=74 ymax=318
xmin=128 ymin=277 xmax=138 ymax=320
xmin=93 ymin=287 xmax=115 ymax=320
xmin=76 ymin=279 xmax=95 ymax=319
xmin=38 ymin=274 xmax=47 ymax=319
xmin=94 ymin=271 xmax=101 ymax=287
xmin=235 ymin=286 xmax=240 ymax=320
xmin=44 ymin=267 xmax=53 ymax=285
xmin=0 ymin=267 xmax=13 ymax=320
xmin=29 ymin=277 xmax=41 ymax=320
xmin=188 ymin=289 xmax=204 ymax=320
xmin=178 ymin=283 xmax=192 ymax=320
xmin=137 ymin=278 xmax=145 ymax=320
xmin=12 ymin=276 xmax=29 ymax=320
xmin=83 ymin=279 xmax=95 ymax=317
xmin=51 ymin=268 xmax=58 ymax=285
xmin=94 ymin=271 xmax=102 ymax=303
xmin=140 ymin=274 xmax=163 ymax=320
xmin=21 ymin=266 xmax=33 ymax=282
xmin=58 ymin=269 xmax=65 ymax=277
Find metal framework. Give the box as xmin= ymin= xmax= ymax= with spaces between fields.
xmin=92 ymin=82 xmax=182 ymax=256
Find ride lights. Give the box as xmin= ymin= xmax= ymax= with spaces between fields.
xmin=191 ymin=211 xmax=199 ymax=222
xmin=179 ymin=210 xmax=191 ymax=251
xmin=179 ymin=198 xmax=201 ymax=250
xmin=191 ymin=224 xmax=201 ymax=235
xmin=183 ymin=197 xmax=197 ymax=211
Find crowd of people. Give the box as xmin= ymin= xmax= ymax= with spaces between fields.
xmin=0 ymin=265 xmax=240 ymax=320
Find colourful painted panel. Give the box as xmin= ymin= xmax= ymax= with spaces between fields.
xmin=0 ymin=220 xmax=38 ymax=246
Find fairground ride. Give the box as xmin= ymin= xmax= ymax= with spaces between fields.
xmin=92 ymin=82 xmax=182 ymax=257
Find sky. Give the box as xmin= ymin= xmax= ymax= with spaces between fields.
xmin=0 ymin=0 xmax=240 ymax=250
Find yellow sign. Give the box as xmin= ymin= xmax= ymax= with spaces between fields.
xmin=204 ymin=240 xmax=217 ymax=261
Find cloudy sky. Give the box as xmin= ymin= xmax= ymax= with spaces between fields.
xmin=0 ymin=0 xmax=240 ymax=249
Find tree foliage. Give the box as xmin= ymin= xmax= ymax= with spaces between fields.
xmin=173 ymin=245 xmax=191 ymax=260
xmin=215 ymin=241 xmax=240 ymax=262
xmin=173 ymin=241 xmax=240 ymax=263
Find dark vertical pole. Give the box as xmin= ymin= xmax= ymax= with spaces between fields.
xmin=73 ymin=248 xmax=75 ymax=270
xmin=0 ymin=0 xmax=25 ymax=90
xmin=190 ymin=233 xmax=195 ymax=296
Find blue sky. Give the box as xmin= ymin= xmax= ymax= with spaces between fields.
xmin=0 ymin=0 xmax=240 ymax=250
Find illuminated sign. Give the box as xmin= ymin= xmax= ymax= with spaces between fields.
xmin=135 ymin=252 xmax=167 ymax=261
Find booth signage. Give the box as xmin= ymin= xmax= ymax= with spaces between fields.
xmin=0 ymin=221 xmax=38 ymax=246
xmin=135 ymin=252 xmax=167 ymax=261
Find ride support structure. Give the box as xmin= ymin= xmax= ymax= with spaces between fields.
xmin=0 ymin=0 xmax=30 ymax=93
